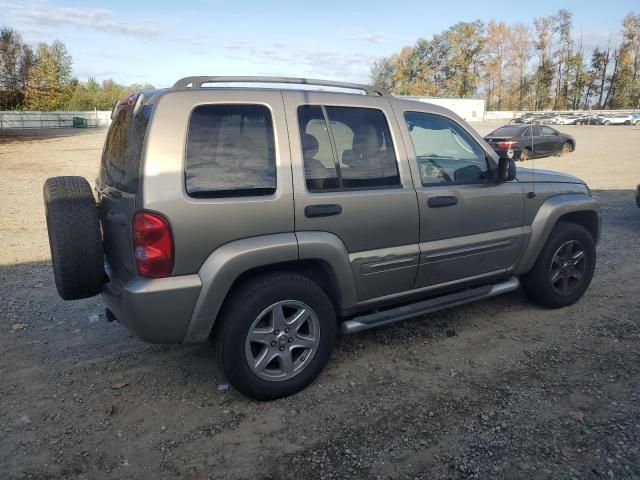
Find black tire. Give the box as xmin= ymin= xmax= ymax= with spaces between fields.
xmin=43 ymin=176 xmax=105 ymax=300
xmin=214 ymin=272 xmax=337 ymax=400
xmin=521 ymin=222 xmax=596 ymax=309
xmin=519 ymin=148 xmax=531 ymax=162
xmin=561 ymin=142 xmax=571 ymax=155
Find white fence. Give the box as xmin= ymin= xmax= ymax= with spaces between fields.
xmin=484 ymin=109 xmax=639 ymax=121
xmin=402 ymin=97 xmax=486 ymax=122
xmin=0 ymin=111 xmax=112 ymax=129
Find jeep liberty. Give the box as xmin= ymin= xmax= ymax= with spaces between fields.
xmin=43 ymin=77 xmax=601 ymax=400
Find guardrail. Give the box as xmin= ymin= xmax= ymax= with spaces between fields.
xmin=0 ymin=111 xmax=112 ymax=129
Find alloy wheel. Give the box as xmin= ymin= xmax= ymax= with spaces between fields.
xmin=549 ymin=240 xmax=588 ymax=296
xmin=244 ymin=300 xmax=321 ymax=381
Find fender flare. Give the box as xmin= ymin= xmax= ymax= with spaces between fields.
xmin=183 ymin=233 xmax=298 ymax=344
xmin=514 ymin=193 xmax=601 ymax=275
xmin=182 ymin=231 xmax=358 ymax=344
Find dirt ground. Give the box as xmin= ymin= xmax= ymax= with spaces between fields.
xmin=1 ymin=122 xmax=639 ymax=480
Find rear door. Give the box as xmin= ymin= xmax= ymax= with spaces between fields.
xmin=394 ymin=106 xmax=526 ymax=289
xmin=521 ymin=126 xmax=545 ymax=157
xmin=541 ymin=126 xmax=562 ymax=154
xmin=97 ymin=99 xmax=151 ymax=282
xmin=283 ymin=91 xmax=420 ymax=302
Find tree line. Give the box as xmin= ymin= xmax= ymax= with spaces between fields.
xmin=371 ymin=10 xmax=640 ymax=111
xmin=0 ymin=27 xmax=153 ymax=111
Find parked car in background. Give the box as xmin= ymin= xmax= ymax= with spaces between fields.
xmin=534 ymin=114 xmax=563 ymax=125
xmin=485 ymin=124 xmax=575 ymax=162
xmin=575 ymin=114 xmax=604 ymax=125
xmin=556 ymin=115 xmax=582 ymax=125
xmin=512 ymin=114 xmax=539 ymax=124
xmin=601 ymin=113 xmax=633 ymax=125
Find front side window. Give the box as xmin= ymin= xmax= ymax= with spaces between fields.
xmin=185 ymin=104 xmax=276 ymax=197
xmin=404 ymin=112 xmax=489 ymax=186
xmin=297 ymin=105 xmax=400 ymax=191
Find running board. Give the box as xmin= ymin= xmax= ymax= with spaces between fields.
xmin=340 ymin=277 xmax=520 ymax=335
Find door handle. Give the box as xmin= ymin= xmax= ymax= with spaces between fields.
xmin=427 ymin=196 xmax=458 ymax=208
xmin=305 ymin=204 xmax=342 ymax=218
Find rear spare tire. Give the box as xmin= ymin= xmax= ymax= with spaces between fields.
xmin=43 ymin=176 xmax=105 ymax=300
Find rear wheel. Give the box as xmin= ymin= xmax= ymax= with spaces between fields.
xmin=522 ymin=222 xmax=596 ymax=308
xmin=214 ymin=272 xmax=336 ymax=400
xmin=519 ymin=148 xmax=531 ymax=162
xmin=43 ymin=176 xmax=105 ymax=300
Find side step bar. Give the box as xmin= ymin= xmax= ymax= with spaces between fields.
xmin=340 ymin=277 xmax=520 ymax=335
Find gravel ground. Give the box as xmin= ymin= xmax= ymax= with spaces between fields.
xmin=1 ymin=122 xmax=639 ymax=480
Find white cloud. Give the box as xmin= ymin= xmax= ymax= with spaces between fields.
xmin=347 ymin=31 xmax=389 ymax=44
xmin=218 ymin=42 xmax=376 ymax=82
xmin=8 ymin=2 xmax=162 ymax=38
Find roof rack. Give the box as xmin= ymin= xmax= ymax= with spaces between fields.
xmin=171 ymin=76 xmax=388 ymax=96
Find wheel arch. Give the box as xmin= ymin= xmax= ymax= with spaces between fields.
xmin=515 ymin=193 xmax=601 ymax=275
xmin=182 ymin=232 xmax=358 ymax=344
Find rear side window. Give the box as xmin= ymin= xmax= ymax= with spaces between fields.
xmin=297 ymin=105 xmax=400 ymax=191
xmin=489 ymin=126 xmax=522 ymax=137
xmin=100 ymin=104 xmax=151 ymax=193
xmin=185 ymin=104 xmax=276 ymax=197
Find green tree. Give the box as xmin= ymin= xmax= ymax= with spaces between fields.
xmin=532 ymin=15 xmax=556 ymax=109
xmin=621 ymin=12 xmax=640 ymax=107
xmin=508 ymin=23 xmax=531 ymax=110
xmin=609 ymin=44 xmax=634 ymax=108
xmin=26 ymin=40 xmax=73 ymax=111
xmin=0 ymin=27 xmax=34 ymax=109
xmin=445 ymin=21 xmax=485 ymax=97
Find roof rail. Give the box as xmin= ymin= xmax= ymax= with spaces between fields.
xmin=171 ymin=76 xmax=388 ymax=96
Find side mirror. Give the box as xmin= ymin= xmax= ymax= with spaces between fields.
xmin=498 ymin=157 xmax=517 ymax=182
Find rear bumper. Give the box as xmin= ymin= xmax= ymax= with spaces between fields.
xmin=102 ymin=274 xmax=202 ymax=344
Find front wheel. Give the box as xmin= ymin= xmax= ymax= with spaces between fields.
xmin=561 ymin=142 xmax=572 ymax=156
xmin=521 ymin=222 xmax=596 ymax=308
xmin=214 ymin=272 xmax=336 ymax=400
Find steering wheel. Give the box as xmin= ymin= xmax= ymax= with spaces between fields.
xmin=420 ymin=156 xmax=453 ymax=183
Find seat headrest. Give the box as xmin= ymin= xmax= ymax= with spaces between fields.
xmin=352 ymin=124 xmax=382 ymax=158
xmin=301 ymin=133 xmax=319 ymax=159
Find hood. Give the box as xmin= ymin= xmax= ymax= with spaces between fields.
xmin=516 ymin=167 xmax=584 ymax=184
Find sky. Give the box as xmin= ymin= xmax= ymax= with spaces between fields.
xmin=0 ymin=0 xmax=637 ymax=88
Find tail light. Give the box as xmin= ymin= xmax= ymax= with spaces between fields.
xmin=132 ymin=212 xmax=174 ymax=278
xmin=496 ymin=141 xmax=518 ymax=148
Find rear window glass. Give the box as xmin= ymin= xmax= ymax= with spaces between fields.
xmin=488 ymin=126 xmax=522 ymax=137
xmin=100 ymin=104 xmax=151 ymax=193
xmin=185 ymin=104 xmax=276 ymax=197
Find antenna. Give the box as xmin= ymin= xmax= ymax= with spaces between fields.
xmin=529 ymin=119 xmax=536 ymax=198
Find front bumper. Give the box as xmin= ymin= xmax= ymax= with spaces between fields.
xmin=102 ymin=274 xmax=202 ymax=344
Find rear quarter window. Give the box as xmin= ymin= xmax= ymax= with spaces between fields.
xmin=100 ymin=104 xmax=151 ymax=193
xmin=185 ymin=104 xmax=276 ymax=198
